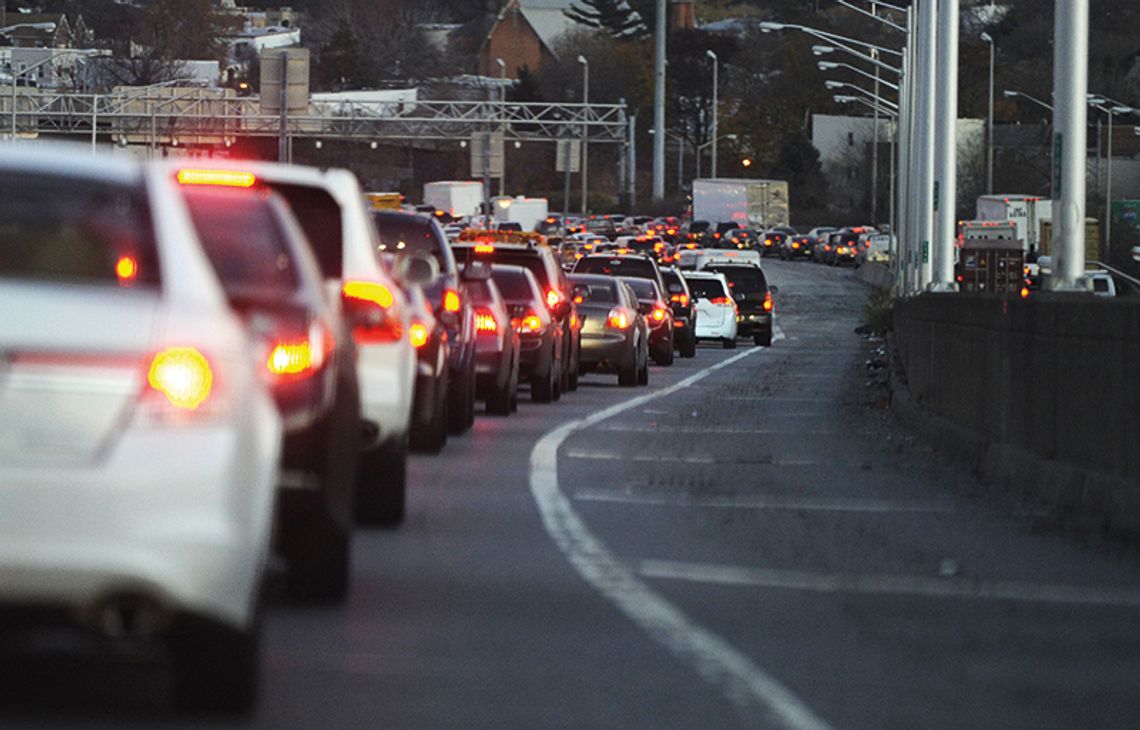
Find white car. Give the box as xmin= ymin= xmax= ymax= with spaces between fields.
xmin=0 ymin=144 xmax=282 ymax=712
xmin=683 ymin=271 xmax=739 ymax=348
xmin=237 ymin=162 xmax=417 ymax=525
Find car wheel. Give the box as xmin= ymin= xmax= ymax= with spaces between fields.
xmin=354 ymin=436 xmax=406 ymax=526
xmin=532 ymin=357 xmax=556 ymax=403
xmin=656 ymin=333 xmax=675 ymax=366
xmin=722 ymin=337 xmax=737 ymax=349
xmin=681 ymin=331 xmax=697 ymax=358
xmin=568 ymin=348 xmax=580 ymax=391
xmin=410 ymin=379 xmax=448 ymax=453
xmin=637 ymin=352 xmax=649 ymax=386
xmin=284 ymin=518 xmax=349 ymax=603
xmin=552 ymin=358 xmax=563 ymax=401
xmin=447 ymin=364 xmax=474 ymax=435
xmin=618 ymin=357 xmax=638 ymax=387
xmin=754 ymin=330 xmax=772 ymax=347
xmin=486 ymin=367 xmax=513 ymax=415
xmin=171 ymin=615 xmax=260 ymax=716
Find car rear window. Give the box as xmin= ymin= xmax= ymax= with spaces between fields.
xmin=706 ymin=265 xmax=768 ymax=294
xmin=373 ymin=213 xmax=442 ymax=257
xmin=183 ymin=188 xmax=299 ymax=298
xmin=575 ymin=256 xmax=657 ymax=280
xmin=0 ymin=173 xmax=159 ymax=288
xmin=459 ymin=247 xmax=551 ymax=289
xmin=622 ymin=278 xmax=659 ymax=300
xmin=490 ymin=268 xmax=537 ymax=302
xmin=264 ymin=182 xmax=343 ymax=279
xmin=686 ymin=277 xmax=726 ymax=299
xmin=570 ymin=281 xmax=617 ymax=304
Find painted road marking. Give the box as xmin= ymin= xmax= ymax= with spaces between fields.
xmin=529 ymin=333 xmax=834 ymax=730
xmin=597 ymin=425 xmax=836 ymax=435
xmin=573 ymin=489 xmax=964 ymax=514
xmin=638 ymin=559 xmax=1140 ymax=608
xmin=564 ymin=450 xmax=716 ymax=465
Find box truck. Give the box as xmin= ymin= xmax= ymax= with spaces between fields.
xmin=492 ymin=196 xmax=549 ymax=232
xmin=975 ymin=195 xmax=1051 ymax=254
xmin=423 ymin=180 xmax=485 ymax=219
xmin=692 ymin=178 xmax=790 ymax=230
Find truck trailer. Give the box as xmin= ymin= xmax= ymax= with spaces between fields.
xmin=692 ymin=178 xmax=790 ymax=230
xmin=423 ymin=180 xmax=485 ymax=219
xmin=975 ymin=195 xmax=1051 ymax=254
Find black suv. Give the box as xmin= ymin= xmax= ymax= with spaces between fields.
xmin=372 ymin=211 xmax=478 ymax=435
xmin=701 ymin=262 xmax=776 ymax=346
xmin=452 ymin=239 xmax=582 ymax=395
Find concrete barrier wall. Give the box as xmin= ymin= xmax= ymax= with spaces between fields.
xmin=894 ymin=294 xmax=1140 ymax=527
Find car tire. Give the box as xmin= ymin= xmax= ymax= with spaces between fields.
xmin=171 ymin=615 xmax=260 ymax=716
xmin=447 ymin=364 xmax=474 ymax=435
xmin=354 ymin=436 xmax=406 ymax=526
xmin=568 ymin=348 xmax=580 ymax=391
xmin=618 ymin=358 xmax=638 ymax=387
xmin=637 ymin=352 xmax=649 ymax=386
xmin=680 ymin=331 xmax=697 ymax=358
xmin=486 ymin=365 xmax=513 ymax=416
xmin=656 ymin=334 xmax=675 ymax=366
xmin=410 ymin=379 xmax=448 ymax=454
xmin=532 ymin=357 xmax=556 ymax=403
xmin=285 ymin=518 xmax=349 ymax=603
xmin=754 ymin=330 xmax=772 ymax=347
xmin=722 ymin=337 xmax=737 ymax=349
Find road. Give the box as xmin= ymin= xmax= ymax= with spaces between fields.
xmin=5 ymin=260 xmax=1140 ymax=729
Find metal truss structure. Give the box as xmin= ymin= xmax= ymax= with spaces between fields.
xmin=3 ymin=89 xmax=630 ymax=148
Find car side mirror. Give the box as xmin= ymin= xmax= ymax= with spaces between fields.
xmin=393 ymin=251 xmax=439 ymax=286
xmin=769 ymin=285 xmax=779 ymax=295
xmin=462 ymin=260 xmax=492 ymax=282
xmin=553 ymin=300 xmax=572 ymax=320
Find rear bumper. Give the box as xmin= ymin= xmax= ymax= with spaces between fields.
xmin=735 ymin=312 xmax=772 ymax=336
xmin=580 ymin=332 xmax=635 ymax=371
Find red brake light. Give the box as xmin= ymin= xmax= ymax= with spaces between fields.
xmin=115 ymin=255 xmax=138 ymax=286
xmin=545 ymin=289 xmax=562 ymax=310
xmin=709 ymin=296 xmax=732 ymax=306
xmin=475 ymin=243 xmax=495 ymax=254
xmin=670 ymin=293 xmax=689 ymax=306
xmin=343 ymin=280 xmax=394 ymax=309
xmin=650 ymin=306 xmax=668 ymax=322
xmin=606 ymin=308 xmax=630 ymax=329
xmin=267 ymin=339 xmax=314 ymax=376
xmin=148 ymin=347 xmax=213 ymax=410
xmin=176 ymin=168 xmax=256 ymax=188
xmin=443 ymin=289 xmax=461 ymax=313
xmin=516 ymin=310 xmax=543 ymax=334
xmin=762 ymin=292 xmax=773 ymax=313
xmin=475 ymin=307 xmax=498 ymax=334
xmin=343 ymin=280 xmax=402 ymax=344
xmin=409 ymin=322 xmax=430 ymax=348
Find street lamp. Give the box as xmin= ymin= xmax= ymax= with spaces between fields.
xmin=981 ymin=32 xmax=995 ymax=194
xmin=696 ymin=133 xmax=736 ymax=179
xmin=496 ymin=58 xmax=506 ymax=195
xmin=818 ymin=61 xmax=899 ymax=91
xmin=577 ymin=54 xmax=588 ymax=216
xmin=825 ymin=80 xmax=899 ymax=109
xmin=1088 ymin=98 xmax=1137 ymax=261
xmin=706 ymin=49 xmax=718 ymax=178
xmin=1002 ymin=89 xmax=1053 ymax=111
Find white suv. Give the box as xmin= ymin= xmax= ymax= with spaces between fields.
xmin=242 ymin=162 xmax=417 ymax=525
xmin=0 ymin=144 xmax=282 ymax=713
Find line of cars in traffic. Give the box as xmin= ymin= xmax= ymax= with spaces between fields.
xmin=0 ymin=144 xmax=779 ymax=717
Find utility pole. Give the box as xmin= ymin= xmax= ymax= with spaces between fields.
xmin=1050 ymin=0 xmax=1088 ymax=290
xmin=870 ymin=2 xmax=880 ymax=227
xmin=652 ymin=0 xmax=666 ymax=201
xmin=931 ymin=0 xmax=959 ymax=291
xmin=915 ymin=0 xmax=937 ymax=289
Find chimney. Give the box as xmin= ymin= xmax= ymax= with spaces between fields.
xmin=672 ymin=0 xmax=695 ymax=32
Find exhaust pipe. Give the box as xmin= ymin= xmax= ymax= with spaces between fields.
xmin=85 ymin=595 xmax=168 ymax=639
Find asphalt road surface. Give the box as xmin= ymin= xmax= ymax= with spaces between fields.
xmin=5 ymin=260 xmax=1140 ymax=729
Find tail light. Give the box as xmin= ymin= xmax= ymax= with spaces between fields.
xmin=670 ymin=293 xmax=689 ymax=307
xmin=409 ymin=322 xmax=430 ymax=348
xmin=709 ymin=296 xmax=733 ymax=306
xmin=513 ymin=310 xmax=544 ymax=334
xmin=115 ymin=255 xmax=138 ymax=286
xmin=343 ymin=280 xmax=403 ymax=344
xmin=475 ymin=243 xmax=495 ymax=254
xmin=147 ymin=347 xmax=214 ymax=411
xmin=762 ymin=292 xmax=774 ymax=313
xmin=1020 ymin=286 xmax=1030 ymax=299
xmin=649 ymin=305 xmax=669 ymax=325
xmin=606 ymin=308 xmax=631 ymax=329
xmin=442 ymin=288 xmax=461 ymax=314
xmin=264 ymin=320 xmax=334 ymax=381
xmin=475 ymin=306 xmax=499 ymax=335
xmin=545 ymin=289 xmax=563 ymax=310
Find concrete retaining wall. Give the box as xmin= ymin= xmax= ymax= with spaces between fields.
xmin=893 ymin=294 xmax=1140 ymax=532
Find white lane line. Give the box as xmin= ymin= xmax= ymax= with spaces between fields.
xmin=573 ymin=489 xmax=963 ymax=514
xmin=639 ymin=559 xmax=1140 ymax=609
xmin=564 ymin=450 xmax=716 ymax=465
xmin=529 ymin=336 xmax=835 ymax=730
xmin=598 ymin=425 xmax=836 ymax=435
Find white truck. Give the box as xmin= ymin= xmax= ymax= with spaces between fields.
xmin=423 ymin=180 xmax=485 ymax=219
xmin=975 ymin=195 xmax=1051 ymax=254
xmin=692 ymin=178 xmax=790 ymax=229
xmin=492 ymin=196 xmax=549 ymax=232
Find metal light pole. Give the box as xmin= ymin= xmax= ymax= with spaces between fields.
xmin=1050 ymin=0 xmax=1088 ymax=291
xmin=1088 ymin=101 xmax=1135 ymax=262
xmin=652 ymin=0 xmax=666 ymax=201
xmin=578 ymin=55 xmax=589 ymax=215
xmin=915 ymin=0 xmax=937 ymax=289
xmin=496 ymin=58 xmax=506 ymax=196
xmin=706 ymin=49 xmax=718 ymax=178
xmin=931 ymin=0 xmax=959 ymax=291
xmin=981 ymin=32 xmax=995 ymax=194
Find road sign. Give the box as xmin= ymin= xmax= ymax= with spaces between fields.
xmin=470 ymin=131 xmax=504 ymax=178
xmin=260 ymin=48 xmax=310 ymax=116
xmin=555 ymin=139 xmax=581 ymax=173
